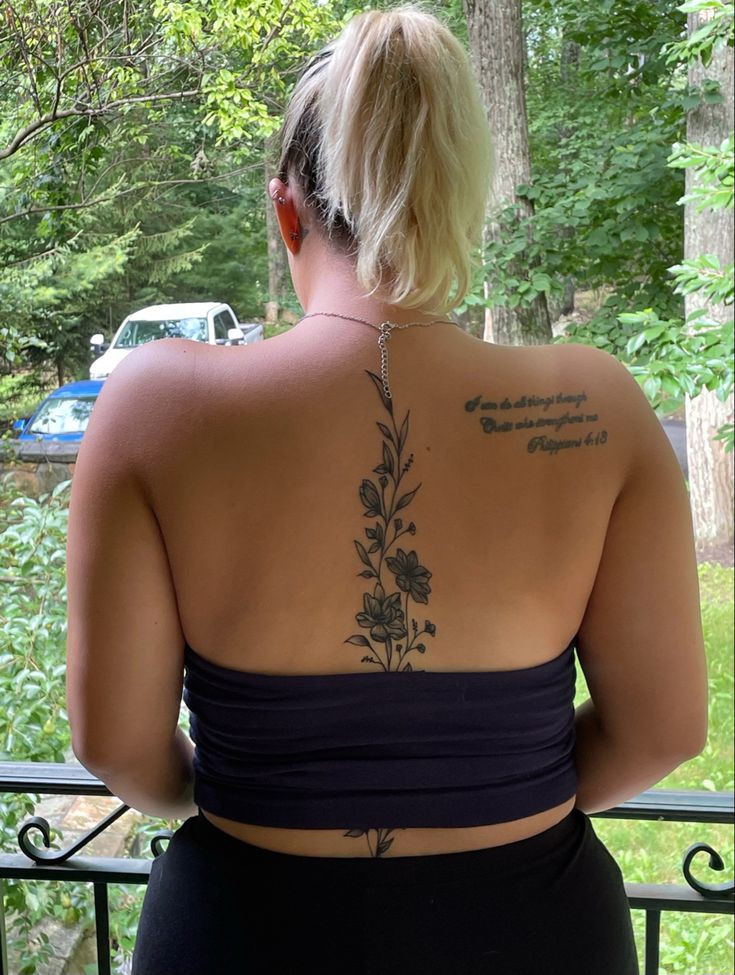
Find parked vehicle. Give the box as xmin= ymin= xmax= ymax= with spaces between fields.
xmin=11 ymin=380 xmax=104 ymax=463
xmin=89 ymin=302 xmax=264 ymax=379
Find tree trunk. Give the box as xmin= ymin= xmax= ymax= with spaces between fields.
xmin=264 ymin=137 xmax=287 ymax=325
xmin=684 ymin=12 xmax=734 ymax=554
xmin=557 ymin=37 xmax=580 ymax=320
xmin=463 ymin=0 xmax=551 ymax=345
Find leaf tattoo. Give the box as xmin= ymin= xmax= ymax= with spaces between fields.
xmin=343 ymin=372 xmax=438 ymax=854
xmin=344 ymin=371 xmax=437 ymax=674
xmin=342 ymin=827 xmax=402 ymax=858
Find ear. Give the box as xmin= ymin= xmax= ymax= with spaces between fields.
xmin=268 ymin=177 xmax=302 ymax=256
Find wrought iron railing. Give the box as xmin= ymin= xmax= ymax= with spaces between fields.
xmin=0 ymin=762 xmax=733 ymax=975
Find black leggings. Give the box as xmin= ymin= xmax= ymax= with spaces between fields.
xmin=132 ymin=808 xmax=639 ymax=975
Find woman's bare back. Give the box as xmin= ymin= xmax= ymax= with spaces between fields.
xmin=138 ymin=320 xmax=628 ymax=855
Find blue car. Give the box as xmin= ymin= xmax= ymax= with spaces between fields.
xmin=12 ymin=380 xmax=104 ymax=462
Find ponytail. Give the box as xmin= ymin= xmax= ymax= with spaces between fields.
xmin=278 ymin=6 xmax=492 ymax=312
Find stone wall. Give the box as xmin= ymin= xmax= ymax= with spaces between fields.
xmin=0 ymin=459 xmax=75 ymax=496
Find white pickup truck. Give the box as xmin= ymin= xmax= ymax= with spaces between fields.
xmin=89 ymin=301 xmax=264 ymax=380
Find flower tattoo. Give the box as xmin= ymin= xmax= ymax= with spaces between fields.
xmin=386 ymin=548 xmax=432 ymax=604
xmin=344 ymin=371 xmax=437 ymax=674
xmin=343 ymin=371 xmax=437 ymax=855
xmin=355 ymin=584 xmax=407 ymax=643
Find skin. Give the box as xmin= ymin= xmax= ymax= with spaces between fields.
xmin=66 ymin=177 xmax=707 ymax=857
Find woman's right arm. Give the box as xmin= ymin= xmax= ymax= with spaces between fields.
xmin=570 ymin=347 xmax=708 ymax=814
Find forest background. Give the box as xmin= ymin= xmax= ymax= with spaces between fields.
xmin=0 ymin=0 xmax=733 ymax=972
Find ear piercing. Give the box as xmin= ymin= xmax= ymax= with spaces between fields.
xmin=270 ymin=190 xmax=297 ymax=238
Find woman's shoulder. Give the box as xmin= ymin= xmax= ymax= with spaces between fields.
xmin=94 ymin=335 xmax=271 ymax=419
xmin=489 ymin=340 xmax=645 ymax=490
xmin=527 ymin=340 xmax=645 ymax=417
xmin=98 ymin=335 xmax=290 ymax=458
xmin=87 ymin=338 xmax=198 ymax=436
xmin=548 ymin=341 xmax=657 ymax=423
xmin=476 ymin=338 xmax=641 ymax=412
xmin=544 ymin=341 xmax=665 ymax=489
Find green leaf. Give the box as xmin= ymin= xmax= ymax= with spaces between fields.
xmin=531 ymin=273 xmax=552 ymax=291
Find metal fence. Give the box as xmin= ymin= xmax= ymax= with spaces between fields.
xmin=1 ymin=762 xmax=733 ymax=975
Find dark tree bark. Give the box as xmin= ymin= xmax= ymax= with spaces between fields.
xmin=463 ymin=0 xmax=551 ymax=345
xmin=684 ymin=11 xmax=734 ymax=553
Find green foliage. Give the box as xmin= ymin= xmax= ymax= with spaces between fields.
xmin=153 ymin=0 xmax=342 ymax=142
xmin=0 ymin=0 xmax=350 ymax=378
xmin=511 ymin=0 xmax=735 ymax=452
xmin=0 ymin=226 xmax=140 ymax=378
xmin=0 ymin=373 xmax=52 ymax=432
xmin=1 ymin=1 xmax=200 ymax=162
xmin=0 ymin=480 xmax=174 ymax=972
xmin=619 ymin=66 xmax=734 ymax=448
xmin=165 ymin=193 xmax=270 ymax=321
xmin=617 ymin=309 xmax=733 ymax=427
xmin=0 ymin=479 xmax=77 ymax=970
xmin=0 ymin=482 xmax=71 ymax=764
xmin=669 ymin=253 xmax=734 ymax=306
xmin=670 ymin=135 xmax=735 ymax=212
xmin=463 ymin=0 xmax=689 ymax=344
xmin=663 ymin=0 xmax=735 ymax=66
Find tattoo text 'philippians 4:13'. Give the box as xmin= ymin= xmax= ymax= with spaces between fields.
xmin=464 ymin=390 xmax=608 ymax=456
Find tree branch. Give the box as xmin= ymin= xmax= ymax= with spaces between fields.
xmin=0 ymin=166 xmax=257 ymax=226
xmin=0 ymin=88 xmax=202 ymax=161
xmin=3 ymin=238 xmax=82 ymax=268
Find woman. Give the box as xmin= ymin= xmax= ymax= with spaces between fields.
xmin=66 ymin=8 xmax=707 ymax=974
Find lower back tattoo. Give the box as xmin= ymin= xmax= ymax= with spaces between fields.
xmin=344 ymin=828 xmax=402 ymax=858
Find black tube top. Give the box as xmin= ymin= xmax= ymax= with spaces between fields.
xmin=183 ymin=640 xmax=577 ymax=829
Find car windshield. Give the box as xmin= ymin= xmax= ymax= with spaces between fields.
xmin=28 ymin=396 xmax=97 ymax=435
xmin=114 ymin=317 xmax=208 ymax=347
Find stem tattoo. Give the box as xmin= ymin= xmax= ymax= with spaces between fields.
xmin=343 ymin=371 xmax=437 ymax=856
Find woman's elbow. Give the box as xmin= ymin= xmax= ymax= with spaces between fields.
xmin=70 ymin=734 xmax=106 ymax=776
xmin=679 ymin=722 xmax=708 ymax=762
xmin=659 ymin=711 xmax=708 ymax=765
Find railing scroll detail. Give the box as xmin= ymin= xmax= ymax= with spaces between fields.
xmin=17 ymin=803 xmax=130 ymax=863
xmin=682 ymin=842 xmax=735 ymax=899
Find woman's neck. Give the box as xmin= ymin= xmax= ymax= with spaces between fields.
xmin=295 ymin=238 xmax=447 ymax=326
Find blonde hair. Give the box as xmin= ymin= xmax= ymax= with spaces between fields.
xmin=277 ymin=6 xmax=492 ymax=312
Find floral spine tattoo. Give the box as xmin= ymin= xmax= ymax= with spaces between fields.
xmin=344 ymin=828 xmax=397 ymax=858
xmin=342 ymin=371 xmax=436 ymax=856
xmin=344 ymin=370 xmax=437 ymax=675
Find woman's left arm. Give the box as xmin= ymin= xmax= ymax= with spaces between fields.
xmin=66 ymin=342 xmax=198 ymax=819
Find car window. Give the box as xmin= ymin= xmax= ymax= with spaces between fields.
xmin=28 ymin=397 xmax=97 ymax=435
xmin=115 ymin=318 xmax=208 ymax=347
xmin=221 ymin=308 xmax=237 ymax=330
xmin=213 ymin=312 xmax=229 ymax=341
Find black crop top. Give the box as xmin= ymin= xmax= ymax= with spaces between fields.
xmin=182 ymin=639 xmax=578 ymax=830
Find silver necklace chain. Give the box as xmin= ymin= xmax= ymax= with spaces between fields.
xmin=297 ymin=311 xmax=455 ymax=400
